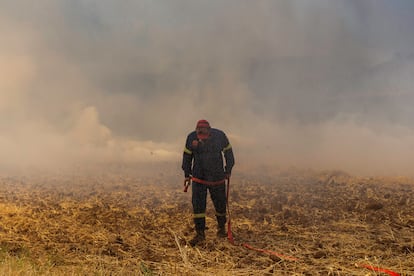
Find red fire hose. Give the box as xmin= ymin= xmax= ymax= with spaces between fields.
xmin=226 ymin=177 xmax=235 ymax=245
xmin=184 ymin=177 xmax=400 ymax=273
xmin=358 ymin=264 xmax=400 ymax=276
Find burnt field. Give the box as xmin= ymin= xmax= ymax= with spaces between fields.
xmin=0 ymin=169 xmax=413 ymax=275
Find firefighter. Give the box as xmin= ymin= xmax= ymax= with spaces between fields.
xmin=182 ymin=119 xmax=235 ymax=246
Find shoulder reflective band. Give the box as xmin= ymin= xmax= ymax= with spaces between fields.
xmin=184 ymin=147 xmax=192 ymax=154
xmin=223 ymin=144 xmax=232 ymax=152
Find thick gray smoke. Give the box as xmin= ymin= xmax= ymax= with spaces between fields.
xmin=1 ymin=1 xmax=414 ymax=176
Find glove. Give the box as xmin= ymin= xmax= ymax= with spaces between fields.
xmin=183 ymin=177 xmax=191 ymax=192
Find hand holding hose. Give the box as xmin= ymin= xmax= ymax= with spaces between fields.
xmin=183 ymin=177 xmax=191 ymax=192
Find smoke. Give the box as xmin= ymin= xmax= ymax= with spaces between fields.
xmin=1 ymin=1 xmax=414 ymax=176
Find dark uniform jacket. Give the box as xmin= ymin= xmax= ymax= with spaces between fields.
xmin=182 ymin=128 xmax=234 ymax=182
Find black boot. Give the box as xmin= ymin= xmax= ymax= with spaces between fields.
xmin=216 ymin=225 xmax=227 ymax=238
xmin=189 ymin=230 xmax=205 ymax=247
xmin=216 ymin=215 xmax=227 ymax=238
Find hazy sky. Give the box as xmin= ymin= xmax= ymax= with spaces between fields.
xmin=1 ymin=0 xmax=414 ymax=175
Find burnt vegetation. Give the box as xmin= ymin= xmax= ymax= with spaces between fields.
xmin=0 ymin=169 xmax=413 ymax=275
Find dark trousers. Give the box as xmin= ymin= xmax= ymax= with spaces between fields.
xmin=192 ymin=181 xmax=227 ymax=232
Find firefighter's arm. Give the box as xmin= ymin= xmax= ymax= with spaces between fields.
xmin=222 ymin=136 xmax=234 ymax=178
xmin=182 ymin=139 xmax=193 ymax=192
xmin=182 ymin=135 xmax=193 ymax=178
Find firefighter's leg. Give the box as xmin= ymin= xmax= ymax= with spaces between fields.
xmin=209 ymin=184 xmax=227 ymax=237
xmin=190 ymin=181 xmax=207 ymax=245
